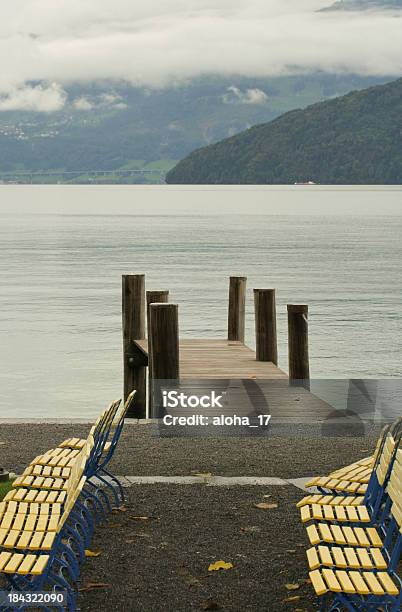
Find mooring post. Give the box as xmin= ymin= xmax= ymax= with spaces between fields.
xmin=122 ymin=274 xmax=146 ymax=418
xmin=149 ymin=303 xmax=179 ymax=418
xmin=228 ymin=276 xmax=247 ymax=343
xmin=254 ymin=289 xmax=278 ymax=364
xmin=146 ymin=290 xmax=169 ymax=334
xmin=287 ymin=304 xmax=310 ymax=387
xmin=146 ymin=290 xmax=169 ymax=414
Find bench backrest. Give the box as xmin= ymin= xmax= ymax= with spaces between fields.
xmin=97 ymin=390 xmax=136 ymax=470
xmin=57 ymin=438 xmax=93 ymax=532
xmin=90 ymin=399 xmax=121 ymax=462
xmin=375 ymin=433 xmax=397 ymax=486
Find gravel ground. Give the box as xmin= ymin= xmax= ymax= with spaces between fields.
xmin=77 ymin=485 xmax=317 ymax=612
xmin=0 ymin=423 xmax=377 ymax=479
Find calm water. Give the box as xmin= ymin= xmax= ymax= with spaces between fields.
xmin=1 ymin=199 xmax=402 ymax=417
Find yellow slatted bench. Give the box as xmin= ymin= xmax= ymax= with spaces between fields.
xmin=307 ymin=545 xmax=388 ymax=571
xmin=0 ymin=551 xmax=50 ymax=576
xmin=59 ymin=438 xmax=112 ymax=453
xmin=0 ymin=502 xmax=61 ymax=520
xmin=12 ymin=475 xmax=70 ymax=491
xmin=299 ymin=433 xmax=397 ymax=521
xmin=30 ymin=449 xmax=80 ymax=468
xmin=306 ymin=523 xmax=383 ymax=548
xmin=309 ymin=568 xmax=399 ymax=598
xmin=304 ymin=428 xmax=396 ymax=495
xmin=0 ymin=448 xmax=90 ymax=553
xmin=297 ymin=494 xmax=366 ymax=509
xmin=0 ymin=477 xmax=86 ymax=582
xmin=300 ymin=503 xmax=371 ymax=524
xmin=1 ymin=451 xmax=89 ymax=587
xmin=0 ymin=399 xmax=127 ymax=599
xmin=0 ymin=509 xmax=60 ymax=535
xmin=3 ymin=489 xmax=67 ymax=505
xmin=22 ymin=465 xmax=71 ymax=479
xmin=329 ymin=465 xmax=372 ymax=484
xmin=58 ymin=399 xmax=121 ymax=453
xmin=304 ymin=446 xmax=402 ymax=610
xmin=304 ymin=476 xmax=367 ymax=495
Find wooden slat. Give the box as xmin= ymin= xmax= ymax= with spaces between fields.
xmin=136 ymin=339 xmax=288 ymax=380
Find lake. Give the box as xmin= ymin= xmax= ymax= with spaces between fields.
xmin=0 ymin=186 xmax=401 ymax=417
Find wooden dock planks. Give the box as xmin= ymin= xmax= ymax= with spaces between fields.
xmin=134 ymin=339 xmax=287 ymax=380
xmin=134 ymin=339 xmax=347 ymax=422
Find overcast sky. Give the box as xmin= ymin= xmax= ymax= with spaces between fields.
xmin=1 ymin=0 xmax=402 ymax=111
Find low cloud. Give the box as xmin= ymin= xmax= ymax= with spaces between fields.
xmin=0 ymin=1 xmax=401 ymax=111
xmin=224 ymin=86 xmax=269 ymax=104
xmin=72 ymin=92 xmax=127 ymax=111
xmin=0 ymin=82 xmax=66 ymax=112
xmin=73 ymin=97 xmax=93 ymax=111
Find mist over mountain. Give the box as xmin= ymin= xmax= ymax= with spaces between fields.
xmin=166 ymin=78 xmax=402 ymax=185
xmin=0 ymin=74 xmax=389 ymax=183
xmin=1 ymin=1 xmax=401 ymax=182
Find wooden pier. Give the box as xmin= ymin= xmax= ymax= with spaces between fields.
xmin=135 ymin=339 xmax=287 ymax=380
xmin=122 ymin=275 xmax=316 ymax=419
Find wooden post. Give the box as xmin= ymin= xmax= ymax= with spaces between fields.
xmin=122 ymin=274 xmax=146 ymax=418
xmin=228 ymin=276 xmax=247 ymax=343
xmin=288 ymin=304 xmax=310 ymax=386
xmin=149 ymin=303 xmax=179 ymax=418
xmin=146 ymin=290 xmax=169 ymax=414
xmin=146 ymin=290 xmax=169 ymax=334
xmin=254 ymin=289 xmax=278 ymax=364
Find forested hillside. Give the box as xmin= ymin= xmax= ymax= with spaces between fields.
xmin=166 ymin=78 xmax=402 ymax=185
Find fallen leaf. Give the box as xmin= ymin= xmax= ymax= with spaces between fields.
xmin=201 ymin=599 xmax=222 ymax=610
xmin=286 ymin=549 xmax=297 ymax=554
xmin=254 ymin=502 xmax=278 ymax=510
xmin=192 ymin=472 xmax=212 ymax=478
xmin=85 ymin=549 xmax=101 ymax=558
xmin=129 ymin=516 xmax=157 ymax=521
xmin=285 ymin=583 xmax=301 ymax=591
xmin=112 ymin=505 xmax=128 ymax=513
xmin=240 ymin=526 xmax=261 ymax=534
xmin=283 ymin=595 xmax=301 ymax=603
xmin=79 ymin=582 xmax=111 ymax=592
xmin=263 ymin=494 xmax=272 ymax=499
xmin=208 ymin=560 xmax=234 ymax=572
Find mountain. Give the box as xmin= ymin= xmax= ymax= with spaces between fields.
xmin=0 ymin=74 xmax=389 ymax=184
xmin=321 ymin=0 xmax=402 ymax=11
xmin=166 ymin=78 xmax=402 ymax=185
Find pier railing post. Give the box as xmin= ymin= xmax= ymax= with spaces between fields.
xmin=149 ymin=303 xmax=180 ymax=418
xmin=254 ymin=289 xmax=278 ymax=364
xmin=287 ymin=304 xmax=310 ymax=387
xmin=122 ymin=274 xmax=146 ymax=418
xmin=228 ymin=276 xmax=247 ymax=343
xmin=146 ymin=290 xmax=169 ymax=414
xmin=146 ymin=291 xmax=169 ymax=334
